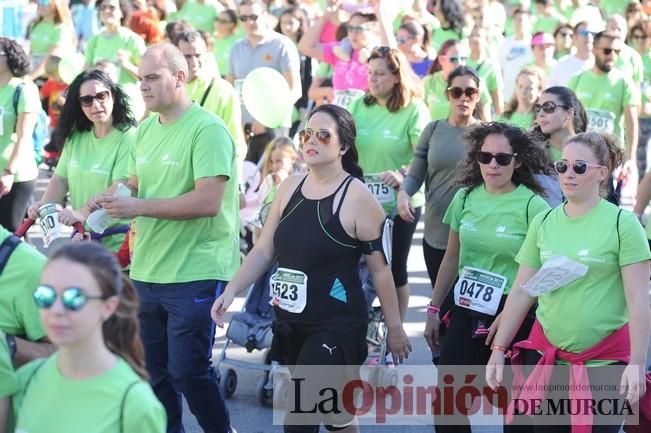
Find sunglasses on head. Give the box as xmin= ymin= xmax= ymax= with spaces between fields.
xmin=554 ymin=160 xmax=604 ymax=175
xmin=79 ymin=90 xmax=110 ymax=107
xmin=34 ymin=285 xmax=107 ymax=311
xmin=239 ymin=14 xmax=258 ymax=22
xmin=533 ymin=100 xmax=570 ymax=114
xmin=299 ymin=128 xmax=332 ymax=145
xmin=446 ymin=86 xmax=479 ymax=99
xmin=598 ymin=47 xmax=621 ymax=55
xmin=477 ymin=151 xmax=517 ymax=166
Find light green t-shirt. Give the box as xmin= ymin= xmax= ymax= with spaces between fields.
xmin=599 ymin=0 xmax=627 ymax=17
xmin=29 ymin=21 xmax=69 ymax=71
xmin=444 ymin=185 xmax=549 ymax=295
xmin=0 ymin=331 xmax=18 ymax=398
xmin=13 ymin=355 xmax=166 ymax=433
xmin=54 ymin=128 xmax=134 ymax=252
xmin=187 ymin=74 xmax=246 ymax=163
xmin=213 ymin=34 xmax=240 ymax=78
xmin=641 ymin=51 xmax=651 ymax=120
xmin=423 ymin=71 xmax=491 ymax=121
xmin=497 ymin=111 xmax=534 ymax=129
xmin=84 ymin=28 xmax=146 ymax=85
xmin=615 ymin=44 xmax=644 ymax=86
xmin=431 ymin=27 xmax=463 ymax=51
xmin=0 ymin=227 xmax=46 ymax=341
xmin=532 ymin=15 xmax=564 ymax=35
xmin=467 ymin=56 xmax=503 ymax=95
xmin=0 ymin=78 xmax=40 ymax=182
xmin=516 ymin=200 xmax=651 ymax=353
xmin=348 ymin=97 xmax=429 ymax=213
xmin=177 ymin=1 xmax=223 ymax=32
xmin=567 ymin=69 xmax=639 ymax=146
xmin=128 ymin=104 xmax=240 ymax=283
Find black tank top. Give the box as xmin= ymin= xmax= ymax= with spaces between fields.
xmin=273 ymin=175 xmax=367 ymax=324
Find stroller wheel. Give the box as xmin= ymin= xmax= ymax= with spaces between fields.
xmin=219 ymin=368 xmax=238 ymax=399
xmin=256 ymin=374 xmax=273 ymax=406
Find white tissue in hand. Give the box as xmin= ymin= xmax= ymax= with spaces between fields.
xmin=521 ymin=255 xmax=589 ymax=297
xmin=86 ymin=184 xmax=132 ymax=234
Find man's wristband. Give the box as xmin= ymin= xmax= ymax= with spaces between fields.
xmin=6 ymin=334 xmax=16 ymax=359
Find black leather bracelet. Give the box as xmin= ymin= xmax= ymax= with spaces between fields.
xmin=6 ymin=334 xmax=16 ymax=360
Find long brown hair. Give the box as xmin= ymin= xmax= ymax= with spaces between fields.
xmin=49 ymin=243 xmax=148 ymax=379
xmin=363 ymin=46 xmax=423 ymax=112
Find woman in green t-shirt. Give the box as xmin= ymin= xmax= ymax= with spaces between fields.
xmin=84 ymin=0 xmax=146 ymax=86
xmin=0 ymin=39 xmax=40 ymax=233
xmin=425 ymin=122 xmax=551 ymax=433
xmin=0 ymin=330 xmax=18 ymax=433
xmin=213 ymin=9 xmax=240 ymax=78
xmin=497 ymin=65 xmax=545 ymax=129
xmin=428 ymin=0 xmax=466 ymax=50
xmin=487 ymin=132 xmax=651 ymax=428
xmin=28 ymin=0 xmax=76 ymax=81
xmin=348 ymin=47 xmax=430 ymax=322
xmin=12 ymin=242 xmax=166 ymax=433
xmin=27 ymin=69 xmax=136 ymax=252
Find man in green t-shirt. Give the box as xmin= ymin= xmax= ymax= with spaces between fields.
xmin=568 ymin=32 xmax=640 ymax=169
xmin=173 ymin=30 xmax=247 ymax=166
xmin=99 ymin=43 xmax=237 ymax=433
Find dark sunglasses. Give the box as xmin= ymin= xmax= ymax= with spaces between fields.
xmin=477 ymin=151 xmax=517 ymax=166
xmin=533 ymin=100 xmax=570 ymax=114
xmin=239 ymin=14 xmax=258 ymax=22
xmin=79 ymin=90 xmax=110 ymax=107
xmin=554 ymin=160 xmax=604 ymax=175
xmin=558 ymin=32 xmax=573 ymax=38
xmin=597 ymin=47 xmax=621 ymax=55
xmin=298 ymin=128 xmax=332 ymax=145
xmin=216 ymin=18 xmax=234 ymax=24
xmin=447 ymin=55 xmax=468 ymax=63
xmin=34 ymin=285 xmax=107 ymax=311
xmin=446 ymin=86 xmax=479 ymax=99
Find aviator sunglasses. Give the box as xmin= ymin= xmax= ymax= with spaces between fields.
xmin=298 ymin=128 xmax=333 ymax=145
xmin=477 ymin=151 xmax=517 ymax=166
xmin=34 ymin=284 xmax=107 ymax=311
xmin=447 ymin=86 xmax=479 ymax=99
xmin=533 ymin=100 xmax=570 ymax=114
xmin=554 ymin=160 xmax=604 ymax=175
xmin=79 ymin=90 xmax=110 ymax=107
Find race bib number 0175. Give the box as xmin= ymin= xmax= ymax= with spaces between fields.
xmin=269 ymin=267 xmax=308 ymax=314
xmin=453 ymin=267 xmax=507 ymax=316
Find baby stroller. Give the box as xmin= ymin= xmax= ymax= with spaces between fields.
xmin=215 ymin=266 xmax=277 ymax=405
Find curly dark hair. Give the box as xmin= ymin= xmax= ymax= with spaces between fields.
xmin=457 ymin=122 xmax=550 ymax=196
xmin=54 ymin=69 xmax=136 ymax=149
xmin=0 ymin=37 xmax=30 ymax=77
xmin=438 ymin=0 xmax=466 ymax=34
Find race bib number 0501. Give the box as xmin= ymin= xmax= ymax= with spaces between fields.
xmin=586 ymin=109 xmax=615 ymax=134
xmin=269 ymin=267 xmax=308 ymax=314
xmin=453 ymin=267 xmax=507 ymax=316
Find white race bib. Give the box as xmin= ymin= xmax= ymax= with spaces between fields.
xmin=269 ymin=267 xmax=308 ymax=313
xmin=586 ymin=109 xmax=616 ymax=134
xmin=333 ymin=89 xmax=365 ymax=109
xmin=38 ymin=203 xmax=64 ymax=248
xmin=453 ymin=267 xmax=507 ymax=316
xmin=364 ymin=173 xmax=395 ymax=205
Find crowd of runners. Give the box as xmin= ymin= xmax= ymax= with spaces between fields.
xmin=1 ymin=0 xmax=651 ymax=432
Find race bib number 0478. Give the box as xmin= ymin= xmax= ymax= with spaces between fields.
xmin=453 ymin=267 xmax=507 ymax=316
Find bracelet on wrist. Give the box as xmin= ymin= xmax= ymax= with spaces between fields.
xmin=426 ymin=303 xmax=440 ymax=317
xmin=490 ymin=344 xmax=507 ymax=352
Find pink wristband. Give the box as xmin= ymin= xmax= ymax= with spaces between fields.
xmin=426 ymin=303 xmax=440 ymax=316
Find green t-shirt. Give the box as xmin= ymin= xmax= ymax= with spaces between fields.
xmin=567 ymin=69 xmax=639 ymax=145
xmin=0 ymin=227 xmax=46 ymax=341
xmin=84 ymin=28 xmax=146 ymax=85
xmin=54 ymin=128 xmax=134 ymax=252
xmin=467 ymin=56 xmax=503 ymax=95
xmin=642 ymin=51 xmax=651 ymax=120
xmin=213 ymin=33 xmax=240 ymax=78
xmin=431 ymin=27 xmax=463 ymax=51
xmin=128 ymin=104 xmax=240 ymax=283
xmin=546 ymin=142 xmax=563 ymax=162
xmin=496 ymin=111 xmax=534 ymax=129
xmin=348 ymin=97 xmax=429 ymax=213
xmin=615 ymin=44 xmax=644 ymax=86
xmin=187 ymin=74 xmax=246 ymax=163
xmin=532 ymin=15 xmax=564 ymax=35
xmin=13 ymin=355 xmax=166 ymax=433
xmin=423 ymin=71 xmax=491 ymax=121
xmin=177 ymin=1 xmax=223 ymax=32
xmin=599 ymin=0 xmax=627 ymax=17
xmin=0 ymin=331 xmax=18 ymax=398
xmin=444 ymin=184 xmax=549 ymax=294
xmin=0 ymin=78 xmax=40 ymax=182
xmin=29 ymin=21 xmax=69 ymax=71
xmin=516 ymin=200 xmax=651 ymax=353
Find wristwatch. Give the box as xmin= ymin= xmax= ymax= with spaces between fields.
xmin=6 ymin=334 xmax=16 ymax=359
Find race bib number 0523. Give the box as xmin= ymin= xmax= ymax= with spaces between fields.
xmin=453 ymin=267 xmax=507 ymax=316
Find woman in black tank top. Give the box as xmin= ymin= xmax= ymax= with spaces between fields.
xmin=211 ymin=105 xmax=411 ymax=433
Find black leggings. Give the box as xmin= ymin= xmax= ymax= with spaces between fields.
xmin=0 ymin=180 xmax=35 ymax=232
xmin=422 ymin=240 xmax=455 ymax=335
xmin=391 ymin=206 xmax=421 ymax=287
